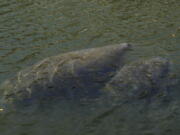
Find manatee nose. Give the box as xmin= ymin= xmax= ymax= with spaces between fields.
xmin=106 ymin=43 xmax=132 ymax=52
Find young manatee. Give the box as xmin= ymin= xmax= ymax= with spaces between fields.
xmin=0 ymin=43 xmax=131 ymax=107
xmin=104 ymin=57 xmax=172 ymax=102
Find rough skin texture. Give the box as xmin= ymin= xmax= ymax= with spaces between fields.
xmin=0 ymin=43 xmax=131 ymax=107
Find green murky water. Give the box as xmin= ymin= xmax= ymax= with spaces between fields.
xmin=0 ymin=0 xmax=180 ymax=135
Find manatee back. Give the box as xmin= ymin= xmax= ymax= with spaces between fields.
xmin=0 ymin=43 xmax=131 ymax=108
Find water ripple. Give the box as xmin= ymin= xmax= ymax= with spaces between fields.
xmin=0 ymin=0 xmax=180 ymax=134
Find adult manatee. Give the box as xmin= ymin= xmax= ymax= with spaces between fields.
xmin=0 ymin=43 xmax=131 ymax=107
xmin=104 ymin=57 xmax=173 ymax=102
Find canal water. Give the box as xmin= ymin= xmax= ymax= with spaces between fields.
xmin=0 ymin=0 xmax=179 ymax=135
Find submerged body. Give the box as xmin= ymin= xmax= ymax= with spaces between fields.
xmin=0 ymin=43 xmax=131 ymax=107
xmin=0 ymin=43 xmax=175 ymax=110
xmin=104 ymin=57 xmax=173 ymax=102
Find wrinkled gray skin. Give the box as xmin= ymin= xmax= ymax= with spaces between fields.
xmin=104 ymin=57 xmax=172 ymax=102
xmin=0 ymin=43 xmax=131 ymax=107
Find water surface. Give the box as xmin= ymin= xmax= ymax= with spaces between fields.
xmin=0 ymin=0 xmax=180 ymax=135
